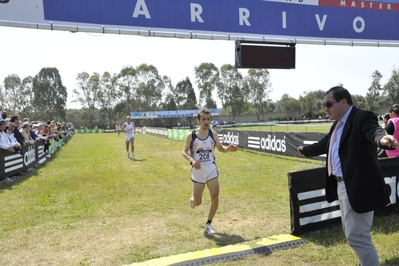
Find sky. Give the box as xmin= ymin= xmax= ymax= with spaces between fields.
xmin=1 ymin=25 xmax=399 ymax=109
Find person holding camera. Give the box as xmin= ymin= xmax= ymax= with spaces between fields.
xmin=380 ymin=113 xmax=391 ymax=128
xmin=377 ymin=113 xmax=392 ymax=157
xmin=383 ymin=104 xmax=399 ymax=157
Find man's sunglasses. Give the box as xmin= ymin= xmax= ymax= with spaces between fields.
xmin=322 ymin=101 xmax=337 ymax=108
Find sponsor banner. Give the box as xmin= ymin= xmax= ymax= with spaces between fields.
xmin=0 ymin=137 xmax=70 ymax=180
xmin=36 ymin=142 xmax=47 ymax=161
xmin=2 ymin=152 xmax=26 ymax=177
xmin=131 ymin=109 xmax=219 ymax=119
xmin=48 ymin=137 xmax=64 ymax=155
xmin=146 ymin=127 xmax=168 ymax=137
xmin=266 ymin=0 xmax=399 ymax=12
xmin=1 ymin=1 xmax=399 ymax=44
xmin=288 ymin=157 xmax=399 ymax=235
xmin=288 ymin=167 xmax=342 ymax=235
xmin=218 ymin=130 xmax=327 ymax=161
xmin=163 ymin=128 xmax=326 ymax=160
xmin=168 ymin=129 xmax=191 ymax=141
xmin=0 ymin=141 xmax=45 ymax=178
xmin=75 ymin=128 xmax=106 ymax=134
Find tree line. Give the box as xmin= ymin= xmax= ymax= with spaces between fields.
xmin=279 ymin=69 xmax=399 ymax=120
xmin=1 ymin=64 xmax=398 ymax=128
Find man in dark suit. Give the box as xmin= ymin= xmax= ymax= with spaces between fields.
xmin=297 ymin=86 xmax=398 ymax=266
xmin=9 ymin=115 xmax=25 ymax=146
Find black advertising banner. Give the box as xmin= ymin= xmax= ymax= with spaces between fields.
xmin=0 ymin=138 xmax=67 ymax=180
xmin=0 ymin=141 xmax=45 ymax=178
xmin=288 ymin=157 xmax=399 ymax=235
xmin=217 ymin=130 xmax=327 ymax=161
xmin=378 ymin=157 xmax=399 ymax=214
xmin=288 ymin=167 xmax=341 ymax=235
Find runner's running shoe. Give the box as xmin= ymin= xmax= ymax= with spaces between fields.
xmin=204 ymin=223 xmax=217 ymax=235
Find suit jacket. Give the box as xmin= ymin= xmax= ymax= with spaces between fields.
xmin=303 ymin=106 xmax=390 ymax=213
xmin=11 ymin=124 xmax=25 ymax=146
xmin=29 ymin=129 xmax=38 ymax=140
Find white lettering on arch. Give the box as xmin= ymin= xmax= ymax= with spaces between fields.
xmin=191 ymin=3 xmax=204 ymax=23
xmin=282 ymin=11 xmax=286 ymax=28
xmin=353 ymin=16 xmax=365 ymax=33
xmin=132 ymin=0 xmax=151 ymax=19
xmin=239 ymin=8 xmax=251 ymax=26
xmin=315 ymin=14 xmax=327 ymax=31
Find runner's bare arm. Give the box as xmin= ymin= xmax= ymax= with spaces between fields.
xmin=182 ymin=133 xmax=195 ymax=163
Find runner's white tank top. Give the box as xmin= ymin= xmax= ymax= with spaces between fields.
xmin=190 ymin=129 xmax=215 ymax=164
xmin=125 ymin=122 xmax=134 ymax=135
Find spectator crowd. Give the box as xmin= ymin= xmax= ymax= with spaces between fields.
xmin=0 ymin=107 xmax=74 ymax=184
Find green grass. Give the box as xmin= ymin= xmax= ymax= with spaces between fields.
xmin=0 ymin=133 xmax=398 ymax=266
